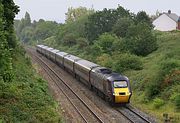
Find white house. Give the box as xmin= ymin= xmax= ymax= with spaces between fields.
xmin=153 ymin=10 xmax=180 ymax=31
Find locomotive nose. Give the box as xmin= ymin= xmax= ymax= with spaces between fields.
xmin=113 ymin=88 xmax=131 ymax=103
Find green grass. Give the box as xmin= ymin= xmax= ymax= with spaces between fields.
xmin=0 ymin=47 xmax=63 ymax=122
xmin=127 ymin=31 xmax=180 ymax=123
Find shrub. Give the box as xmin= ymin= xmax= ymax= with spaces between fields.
xmin=62 ymin=33 xmax=77 ymax=47
xmin=94 ymin=33 xmax=119 ymax=54
xmin=125 ymin=23 xmax=158 ymax=56
xmin=174 ymin=95 xmax=180 ymax=111
xmin=76 ymin=37 xmax=89 ymax=48
xmin=160 ymin=59 xmax=179 ymax=77
xmin=152 ymin=98 xmax=165 ymax=109
xmin=112 ymin=17 xmax=133 ymax=38
xmin=96 ymin=54 xmax=113 ymax=68
xmin=145 ymin=81 xmax=160 ymax=99
xmin=112 ymin=53 xmax=143 ymax=72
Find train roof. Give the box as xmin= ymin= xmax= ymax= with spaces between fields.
xmin=51 ymin=49 xmax=59 ymax=53
xmin=41 ymin=45 xmax=49 ymax=49
xmin=75 ymin=59 xmax=99 ymax=70
xmin=46 ymin=47 xmax=54 ymax=51
xmin=107 ymin=73 xmax=128 ymax=82
xmin=92 ymin=67 xmax=112 ymax=74
xmin=36 ymin=45 xmax=44 ymax=48
xmin=64 ymin=54 xmax=81 ymax=62
xmin=56 ymin=52 xmax=69 ymax=57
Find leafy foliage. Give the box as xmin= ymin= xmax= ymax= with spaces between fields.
xmin=85 ymin=6 xmax=130 ymax=42
xmin=174 ymin=95 xmax=180 ymax=111
xmin=24 ymin=12 xmax=31 ymax=26
xmin=112 ymin=17 xmax=133 ymax=38
xmin=0 ymin=47 xmax=61 ymax=122
xmin=2 ymin=0 xmax=19 ymax=48
xmin=0 ymin=0 xmax=19 ymax=82
xmin=124 ymin=23 xmax=157 ymax=56
xmin=112 ymin=53 xmax=143 ymax=72
xmin=1 ymin=1 xmax=62 ymax=122
xmin=15 ymin=18 xmax=59 ymax=44
xmin=135 ymin=11 xmax=153 ymax=28
xmin=65 ymin=6 xmax=94 ymax=23
xmin=56 ymin=13 xmax=90 ymax=46
xmin=94 ymin=33 xmax=119 ymax=54
xmin=152 ymin=98 xmax=165 ymax=109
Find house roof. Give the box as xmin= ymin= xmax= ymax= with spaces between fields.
xmin=164 ymin=13 xmax=179 ymax=22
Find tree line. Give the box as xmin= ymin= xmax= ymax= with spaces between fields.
xmin=15 ymin=6 xmax=157 ymax=72
xmin=0 ymin=0 xmax=19 ymax=82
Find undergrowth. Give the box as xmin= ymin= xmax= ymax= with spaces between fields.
xmin=129 ymin=31 xmax=180 ymax=123
xmin=0 ymin=46 xmax=62 ymax=122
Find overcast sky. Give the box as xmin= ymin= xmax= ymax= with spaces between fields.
xmin=14 ymin=0 xmax=180 ymax=23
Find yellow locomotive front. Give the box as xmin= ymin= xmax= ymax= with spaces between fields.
xmin=113 ymin=80 xmax=132 ymax=103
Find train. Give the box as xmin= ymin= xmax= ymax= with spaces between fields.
xmin=36 ymin=45 xmax=132 ymax=104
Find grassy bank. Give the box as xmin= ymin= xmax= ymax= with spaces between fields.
xmin=43 ymin=31 xmax=179 ymax=122
xmin=127 ymin=31 xmax=180 ymax=122
xmin=0 ymin=46 xmax=63 ymax=122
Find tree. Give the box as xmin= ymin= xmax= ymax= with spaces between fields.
xmin=33 ymin=21 xmax=58 ymax=41
xmin=24 ymin=12 xmax=31 ymax=26
xmin=112 ymin=17 xmax=133 ymax=38
xmin=124 ymin=23 xmax=158 ymax=56
xmin=65 ymin=6 xmax=94 ymax=23
xmin=76 ymin=37 xmax=88 ymax=48
xmin=62 ymin=33 xmax=77 ymax=47
xmin=56 ymin=15 xmax=89 ymax=44
xmin=94 ymin=33 xmax=119 ymax=54
xmin=2 ymin=0 xmax=19 ymax=48
xmin=0 ymin=0 xmax=18 ymax=82
xmin=135 ymin=11 xmax=153 ymax=28
xmin=85 ymin=6 xmax=130 ymax=42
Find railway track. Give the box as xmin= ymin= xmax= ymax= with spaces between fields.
xmin=27 ymin=47 xmax=156 ymax=123
xmin=117 ymin=105 xmax=153 ymax=123
xmin=27 ymin=48 xmax=104 ymax=123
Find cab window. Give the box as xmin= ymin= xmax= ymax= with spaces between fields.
xmin=114 ymin=81 xmax=127 ymax=88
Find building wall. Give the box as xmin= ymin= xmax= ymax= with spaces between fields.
xmin=153 ymin=14 xmax=177 ymax=31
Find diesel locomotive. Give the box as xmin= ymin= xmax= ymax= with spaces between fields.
xmin=36 ymin=45 xmax=132 ymax=104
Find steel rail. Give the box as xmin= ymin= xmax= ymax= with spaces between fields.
xmin=125 ymin=105 xmax=152 ymax=123
xmin=117 ymin=106 xmax=152 ymax=123
xmin=28 ymin=49 xmax=104 ymax=123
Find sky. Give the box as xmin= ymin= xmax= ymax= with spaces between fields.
xmin=14 ymin=0 xmax=180 ymax=23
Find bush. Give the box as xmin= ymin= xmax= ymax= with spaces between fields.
xmin=160 ymin=59 xmax=179 ymax=77
xmin=174 ymin=95 xmax=180 ymax=111
xmin=152 ymin=98 xmax=165 ymax=109
xmin=112 ymin=53 xmax=143 ymax=72
xmin=0 ymin=48 xmax=61 ymax=122
xmin=96 ymin=54 xmax=113 ymax=68
xmin=112 ymin=17 xmax=133 ymax=38
xmin=94 ymin=33 xmax=119 ymax=54
xmin=145 ymin=80 xmax=160 ymax=99
xmin=62 ymin=33 xmax=77 ymax=47
xmin=125 ymin=23 xmax=158 ymax=56
xmin=171 ymin=94 xmax=180 ymax=111
xmin=76 ymin=37 xmax=89 ymax=48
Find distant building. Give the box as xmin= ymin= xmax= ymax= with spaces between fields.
xmin=153 ymin=10 xmax=180 ymax=31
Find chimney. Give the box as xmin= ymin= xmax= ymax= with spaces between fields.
xmin=168 ymin=10 xmax=171 ymax=14
xmin=178 ymin=17 xmax=180 ymax=30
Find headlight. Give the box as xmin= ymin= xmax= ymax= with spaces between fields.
xmin=113 ymin=93 xmax=119 ymax=96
